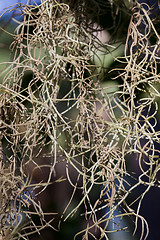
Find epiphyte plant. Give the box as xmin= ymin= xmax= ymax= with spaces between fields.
xmin=0 ymin=0 xmax=160 ymax=239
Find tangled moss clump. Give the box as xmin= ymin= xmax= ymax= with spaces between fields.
xmin=0 ymin=0 xmax=160 ymax=239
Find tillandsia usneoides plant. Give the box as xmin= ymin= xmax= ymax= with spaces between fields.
xmin=0 ymin=0 xmax=160 ymax=239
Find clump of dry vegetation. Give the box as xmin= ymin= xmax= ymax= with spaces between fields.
xmin=0 ymin=0 xmax=160 ymax=239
